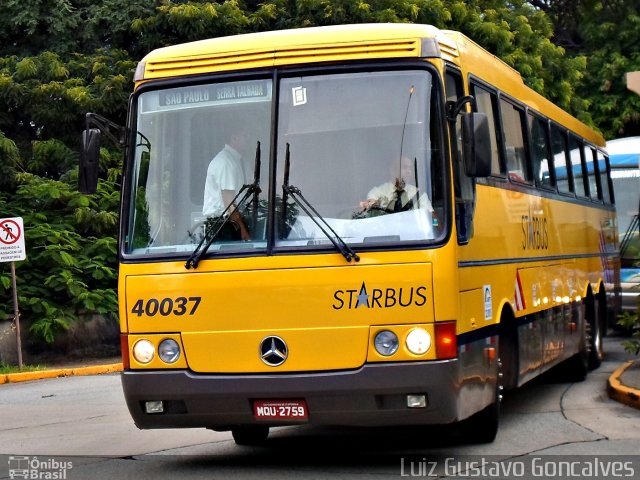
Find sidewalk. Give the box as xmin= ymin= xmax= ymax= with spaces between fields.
xmin=607 ymin=359 xmax=640 ymax=410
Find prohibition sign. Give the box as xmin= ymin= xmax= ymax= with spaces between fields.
xmin=0 ymin=219 xmax=21 ymax=245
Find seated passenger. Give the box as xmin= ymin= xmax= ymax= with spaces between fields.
xmin=359 ymin=156 xmax=433 ymax=214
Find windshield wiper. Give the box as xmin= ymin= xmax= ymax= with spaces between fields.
xmin=282 ymin=143 xmax=360 ymax=263
xmin=185 ymin=141 xmax=262 ymax=270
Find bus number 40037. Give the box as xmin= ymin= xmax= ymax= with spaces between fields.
xmin=131 ymin=296 xmax=202 ymax=317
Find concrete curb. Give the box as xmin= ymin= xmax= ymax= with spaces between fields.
xmin=607 ymin=360 xmax=640 ymax=410
xmin=0 ymin=363 xmax=123 ymax=385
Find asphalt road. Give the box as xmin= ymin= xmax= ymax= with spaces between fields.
xmin=1 ymin=334 xmax=639 ymax=479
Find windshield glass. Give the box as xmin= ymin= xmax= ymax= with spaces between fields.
xmin=125 ymin=79 xmax=272 ymax=255
xmin=125 ymin=69 xmax=445 ymax=258
xmin=276 ymin=70 xmax=444 ymax=247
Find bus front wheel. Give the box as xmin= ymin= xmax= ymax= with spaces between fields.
xmin=458 ymin=396 xmax=499 ymax=444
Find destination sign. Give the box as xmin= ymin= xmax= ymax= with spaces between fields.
xmin=159 ymin=80 xmax=270 ymax=107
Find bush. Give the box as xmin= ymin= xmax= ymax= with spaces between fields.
xmin=617 ymin=293 xmax=640 ymax=355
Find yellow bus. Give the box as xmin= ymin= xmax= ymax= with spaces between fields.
xmin=80 ymin=23 xmax=620 ymax=445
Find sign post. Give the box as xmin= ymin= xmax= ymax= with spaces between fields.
xmin=0 ymin=217 xmax=27 ymax=369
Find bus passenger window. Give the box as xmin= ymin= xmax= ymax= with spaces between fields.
xmin=569 ymin=135 xmax=588 ymax=198
xmin=500 ymin=99 xmax=529 ymax=183
xmin=597 ymin=150 xmax=612 ymax=204
xmin=473 ymin=86 xmax=502 ymax=176
xmin=585 ymin=147 xmax=600 ymax=201
xmin=551 ymin=124 xmax=573 ymax=194
xmin=528 ymin=114 xmax=553 ymax=188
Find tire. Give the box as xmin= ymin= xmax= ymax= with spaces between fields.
xmin=459 ymin=397 xmax=500 ymax=444
xmin=559 ymin=345 xmax=588 ymax=383
xmin=587 ymin=294 xmax=604 ymax=370
xmin=231 ymin=426 xmax=270 ymax=446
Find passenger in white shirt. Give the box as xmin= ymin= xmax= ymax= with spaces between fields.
xmin=202 ymin=129 xmax=251 ymax=240
xmin=359 ymin=156 xmax=433 ymax=214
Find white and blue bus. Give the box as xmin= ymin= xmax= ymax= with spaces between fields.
xmin=607 ymin=137 xmax=640 ymax=314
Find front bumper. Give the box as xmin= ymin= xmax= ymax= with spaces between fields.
xmin=121 ymin=360 xmax=460 ymax=429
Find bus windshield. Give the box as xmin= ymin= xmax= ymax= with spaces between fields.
xmin=125 ymin=69 xmax=444 ymax=258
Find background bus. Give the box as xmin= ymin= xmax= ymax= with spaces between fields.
xmin=80 ymin=23 xmax=619 ymax=446
xmin=607 ymin=137 xmax=640 ymax=314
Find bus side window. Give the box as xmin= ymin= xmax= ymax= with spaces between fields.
xmin=551 ymin=124 xmax=573 ymax=194
xmin=499 ymin=98 xmax=530 ymax=184
xmin=585 ymin=146 xmax=601 ymax=201
xmin=569 ymin=134 xmax=588 ymax=198
xmin=472 ymin=85 xmax=503 ymax=177
xmin=446 ymin=69 xmax=474 ymax=244
xmin=527 ymin=113 xmax=554 ymax=188
xmin=597 ymin=150 xmax=613 ymax=204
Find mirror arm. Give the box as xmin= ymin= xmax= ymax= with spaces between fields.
xmin=445 ymin=95 xmax=477 ymax=122
xmin=85 ymin=113 xmax=126 ymax=147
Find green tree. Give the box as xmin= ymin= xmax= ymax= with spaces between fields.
xmin=0 ymin=0 xmax=83 ymax=56
xmin=528 ymin=0 xmax=640 ymax=137
xmin=575 ymin=2 xmax=640 ymax=137
xmin=0 ymin=49 xmax=134 ymax=159
xmin=0 ymin=0 xmax=155 ymax=57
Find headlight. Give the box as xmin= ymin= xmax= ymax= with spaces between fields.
xmin=158 ymin=338 xmax=181 ymax=364
xmin=374 ymin=330 xmax=399 ymax=356
xmin=133 ymin=339 xmax=155 ymax=364
xmin=406 ymin=328 xmax=431 ymax=355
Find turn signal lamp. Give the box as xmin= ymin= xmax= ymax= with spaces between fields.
xmin=120 ymin=334 xmax=130 ymax=369
xmin=434 ymin=322 xmax=457 ymax=359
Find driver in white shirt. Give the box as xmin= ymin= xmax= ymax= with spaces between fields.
xmin=202 ymin=129 xmax=251 ymax=240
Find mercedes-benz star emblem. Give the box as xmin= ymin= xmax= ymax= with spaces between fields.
xmin=260 ymin=336 xmax=288 ymax=366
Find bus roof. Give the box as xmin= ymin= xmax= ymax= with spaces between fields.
xmin=136 ymin=23 xmax=603 ymax=146
xmin=138 ymin=23 xmax=446 ymax=79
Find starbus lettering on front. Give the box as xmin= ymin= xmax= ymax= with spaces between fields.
xmin=332 ymin=282 xmax=428 ymax=310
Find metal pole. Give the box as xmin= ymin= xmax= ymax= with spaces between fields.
xmin=10 ymin=261 xmax=23 ymax=369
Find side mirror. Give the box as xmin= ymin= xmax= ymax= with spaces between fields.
xmin=461 ymin=112 xmax=491 ymax=178
xmin=79 ymin=128 xmax=101 ymax=194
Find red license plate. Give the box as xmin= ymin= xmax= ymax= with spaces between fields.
xmin=253 ymin=399 xmax=309 ymax=420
